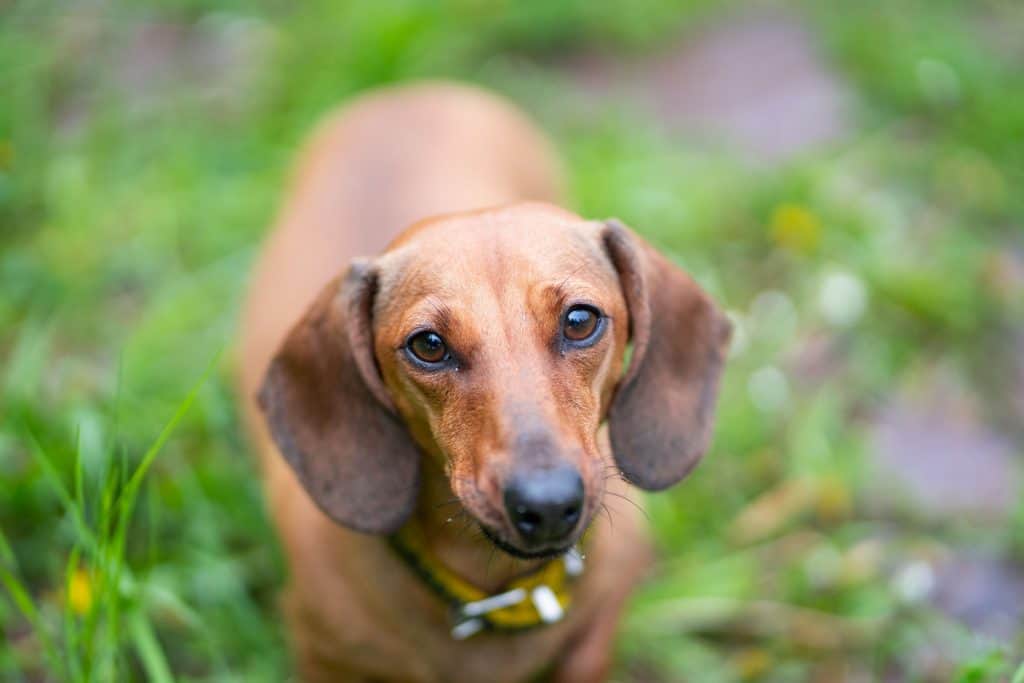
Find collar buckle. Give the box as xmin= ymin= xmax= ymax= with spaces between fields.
xmin=393 ymin=542 xmax=585 ymax=640
xmin=450 ymin=577 xmax=575 ymax=639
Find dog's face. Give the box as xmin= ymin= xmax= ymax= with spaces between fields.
xmin=369 ymin=208 xmax=628 ymax=557
xmin=260 ymin=203 xmax=731 ymax=556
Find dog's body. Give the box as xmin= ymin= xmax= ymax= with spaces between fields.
xmin=238 ymin=83 xmax=729 ymax=682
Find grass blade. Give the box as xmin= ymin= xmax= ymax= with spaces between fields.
xmin=0 ymin=526 xmax=64 ymax=679
xmin=129 ymin=610 xmax=174 ymax=683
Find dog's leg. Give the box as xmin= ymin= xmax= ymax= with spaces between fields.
xmin=549 ymin=588 xmax=632 ymax=683
xmin=283 ymin=588 xmax=373 ymax=683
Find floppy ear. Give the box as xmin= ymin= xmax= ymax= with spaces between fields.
xmin=258 ymin=262 xmax=420 ymax=533
xmin=602 ymin=219 xmax=732 ymax=491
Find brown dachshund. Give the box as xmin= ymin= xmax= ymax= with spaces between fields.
xmin=238 ymin=82 xmax=730 ymax=682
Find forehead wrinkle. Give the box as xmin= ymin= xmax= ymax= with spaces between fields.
xmin=401 ymin=296 xmax=454 ymax=331
xmin=550 ymin=273 xmax=607 ymax=305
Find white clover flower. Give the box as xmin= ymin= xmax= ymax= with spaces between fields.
xmin=748 ymin=365 xmax=789 ymax=413
xmin=892 ymin=560 xmax=935 ymax=604
xmin=818 ymin=270 xmax=867 ymax=327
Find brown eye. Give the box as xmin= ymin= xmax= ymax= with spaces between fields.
xmin=563 ymin=306 xmax=600 ymax=343
xmin=407 ymin=331 xmax=448 ymax=364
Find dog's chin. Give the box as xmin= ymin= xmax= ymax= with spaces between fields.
xmin=479 ymin=525 xmax=574 ymax=560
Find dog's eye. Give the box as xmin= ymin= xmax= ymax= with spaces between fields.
xmin=407 ymin=331 xmax=448 ymax=364
xmin=562 ymin=305 xmax=600 ymax=343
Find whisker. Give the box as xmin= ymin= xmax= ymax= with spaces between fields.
xmin=469 ymin=526 xmax=487 ymax=541
xmin=599 ymin=501 xmax=615 ymax=532
xmin=453 ymin=514 xmax=476 ymax=539
xmin=604 ymin=491 xmax=650 ymax=520
xmin=485 ymin=544 xmax=497 ymax=580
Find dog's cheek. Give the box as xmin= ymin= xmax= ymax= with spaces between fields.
xmin=551 ymin=352 xmax=607 ymax=436
xmin=378 ymin=360 xmax=451 ymax=463
xmin=562 ymin=357 xmax=616 ymax=516
xmin=452 ymin=474 xmax=503 ymax=529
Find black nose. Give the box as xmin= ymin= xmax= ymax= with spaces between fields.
xmin=504 ymin=467 xmax=584 ymax=546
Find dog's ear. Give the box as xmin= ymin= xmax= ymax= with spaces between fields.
xmin=601 ymin=219 xmax=732 ymax=491
xmin=258 ymin=262 xmax=420 ymax=533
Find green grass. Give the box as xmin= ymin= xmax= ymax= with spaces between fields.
xmin=3 ymin=358 xmax=212 ymax=682
xmin=2 ymin=0 xmax=1023 ymax=680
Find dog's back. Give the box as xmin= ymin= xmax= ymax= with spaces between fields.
xmin=238 ymin=82 xmax=564 ymax=446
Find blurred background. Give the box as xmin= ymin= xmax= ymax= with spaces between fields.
xmin=2 ymin=0 xmax=1023 ymax=681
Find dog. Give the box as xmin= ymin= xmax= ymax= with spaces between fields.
xmin=238 ymin=82 xmax=731 ymax=682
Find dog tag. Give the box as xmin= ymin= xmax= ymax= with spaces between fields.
xmin=531 ymin=586 xmax=564 ymax=624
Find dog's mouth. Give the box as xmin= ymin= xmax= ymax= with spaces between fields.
xmin=479 ymin=525 xmax=576 ymax=560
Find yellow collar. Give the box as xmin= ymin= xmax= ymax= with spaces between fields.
xmin=389 ymin=522 xmax=584 ymax=639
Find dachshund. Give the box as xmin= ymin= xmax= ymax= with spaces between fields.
xmin=238 ymin=81 xmax=730 ymax=683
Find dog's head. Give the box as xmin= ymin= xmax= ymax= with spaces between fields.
xmin=259 ymin=203 xmax=730 ymax=558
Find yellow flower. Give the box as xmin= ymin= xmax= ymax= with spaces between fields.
xmin=814 ymin=476 xmax=852 ymax=522
xmin=770 ymin=203 xmax=820 ymax=253
xmin=68 ymin=568 xmax=94 ymax=615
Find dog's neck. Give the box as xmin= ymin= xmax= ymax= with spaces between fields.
xmin=410 ymin=458 xmax=546 ymax=593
